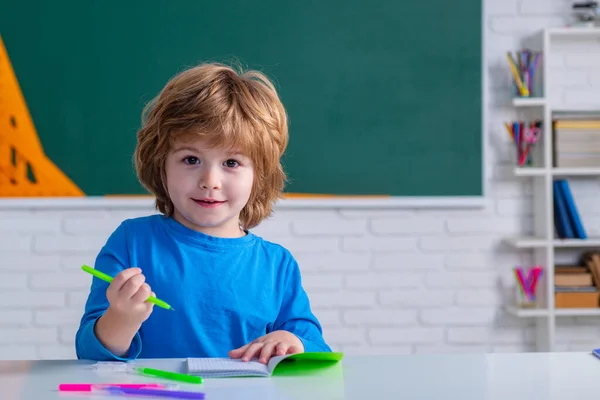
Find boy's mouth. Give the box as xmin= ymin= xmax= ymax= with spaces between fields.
xmin=192 ymin=198 xmax=226 ymax=208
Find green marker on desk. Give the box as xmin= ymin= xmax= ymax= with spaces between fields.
xmin=135 ymin=366 xmax=203 ymax=384
xmin=81 ymin=265 xmax=175 ymax=311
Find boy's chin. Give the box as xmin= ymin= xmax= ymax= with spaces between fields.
xmin=192 ymin=220 xmax=223 ymax=228
xmin=186 ymin=215 xmax=239 ymax=231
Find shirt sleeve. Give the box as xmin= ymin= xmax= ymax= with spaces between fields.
xmin=272 ymin=253 xmax=332 ymax=353
xmin=75 ymin=220 xmax=143 ymax=361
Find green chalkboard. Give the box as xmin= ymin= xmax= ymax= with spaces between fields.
xmin=1 ymin=1 xmax=482 ymax=197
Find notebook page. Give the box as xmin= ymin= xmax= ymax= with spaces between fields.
xmin=186 ymin=358 xmax=270 ymax=378
xmin=266 ymin=354 xmax=289 ymax=374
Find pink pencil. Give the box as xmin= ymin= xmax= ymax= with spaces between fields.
xmin=58 ymin=383 xmax=165 ymax=392
xmin=529 ymin=267 xmax=543 ymax=297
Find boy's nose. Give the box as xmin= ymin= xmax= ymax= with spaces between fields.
xmin=199 ymin=169 xmax=221 ymax=190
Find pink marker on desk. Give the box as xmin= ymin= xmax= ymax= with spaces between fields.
xmin=58 ymin=383 xmax=165 ymax=392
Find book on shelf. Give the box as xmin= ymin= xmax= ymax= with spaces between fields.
xmin=553 ymin=115 xmax=600 ymax=167
xmin=552 ymin=179 xmax=587 ymax=239
xmin=555 ymin=286 xmax=597 ymax=292
xmin=554 ymin=262 xmax=600 ymax=308
xmin=554 ymin=270 xmax=592 ymax=286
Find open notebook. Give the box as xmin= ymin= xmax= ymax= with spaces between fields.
xmin=186 ymin=352 xmax=343 ymax=378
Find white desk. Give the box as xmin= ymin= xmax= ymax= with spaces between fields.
xmin=1 ymin=352 xmax=600 ymax=399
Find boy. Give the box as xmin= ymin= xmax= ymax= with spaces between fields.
xmin=75 ymin=63 xmax=331 ymax=363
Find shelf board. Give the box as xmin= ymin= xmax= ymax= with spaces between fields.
xmin=504 ymin=237 xmax=548 ymax=248
xmin=505 ymin=305 xmax=600 ymax=317
xmin=514 ymin=167 xmax=545 ymax=177
xmin=513 ymin=167 xmax=600 ymax=177
xmin=505 ymin=237 xmax=600 ymax=248
xmin=505 ymin=305 xmax=549 ymax=317
xmin=555 ymin=308 xmax=600 ymax=316
xmin=546 ymin=27 xmax=600 ymax=37
xmin=552 ymin=238 xmax=600 ymax=247
xmin=552 ymin=167 xmax=600 ymax=176
xmin=512 ymin=97 xmax=546 ymax=107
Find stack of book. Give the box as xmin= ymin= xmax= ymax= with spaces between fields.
xmin=555 ymin=264 xmax=599 ymax=308
xmin=553 ymin=113 xmax=600 ymax=167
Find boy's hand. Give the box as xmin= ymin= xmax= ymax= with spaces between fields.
xmin=95 ymin=267 xmax=155 ymax=356
xmin=228 ymin=330 xmax=304 ymax=364
xmin=105 ymin=267 xmax=154 ymax=325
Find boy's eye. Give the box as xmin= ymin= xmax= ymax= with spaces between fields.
xmin=183 ymin=156 xmax=200 ymax=165
xmin=224 ymin=159 xmax=239 ymax=168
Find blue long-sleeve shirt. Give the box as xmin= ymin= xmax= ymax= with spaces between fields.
xmin=75 ymin=214 xmax=331 ymax=361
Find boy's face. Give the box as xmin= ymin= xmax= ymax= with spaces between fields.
xmin=165 ymin=137 xmax=254 ymax=238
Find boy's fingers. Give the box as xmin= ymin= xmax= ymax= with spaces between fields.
xmin=275 ymin=342 xmax=289 ymax=356
xmin=259 ymin=342 xmax=277 ymax=364
xmin=144 ymin=301 xmax=155 ymax=314
xmin=120 ymin=274 xmax=146 ymax=299
xmin=110 ymin=268 xmax=141 ymax=291
xmin=229 ymin=343 xmax=250 ymax=358
xmin=131 ymin=283 xmax=152 ymax=304
xmin=241 ymin=342 xmax=263 ymax=362
xmin=287 ymin=345 xmax=302 ymax=355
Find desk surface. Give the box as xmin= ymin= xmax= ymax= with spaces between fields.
xmin=2 ymin=352 xmax=600 ymax=399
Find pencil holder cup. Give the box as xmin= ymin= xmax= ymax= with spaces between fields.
xmin=507 ymin=50 xmax=542 ymax=98
xmin=513 ymin=71 xmax=535 ymax=98
xmin=505 ymin=120 xmax=542 ymax=168
xmin=515 ymin=286 xmax=536 ymax=308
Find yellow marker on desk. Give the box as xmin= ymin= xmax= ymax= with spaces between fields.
xmin=81 ymin=265 xmax=175 ymax=311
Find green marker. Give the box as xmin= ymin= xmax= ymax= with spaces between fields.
xmin=81 ymin=265 xmax=175 ymax=311
xmin=135 ymin=366 xmax=202 ymax=384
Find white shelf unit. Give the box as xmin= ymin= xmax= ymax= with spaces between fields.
xmin=505 ymin=27 xmax=600 ymax=352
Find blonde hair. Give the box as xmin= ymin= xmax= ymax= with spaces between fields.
xmin=134 ymin=62 xmax=289 ymax=229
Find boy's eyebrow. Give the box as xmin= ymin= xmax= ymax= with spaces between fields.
xmin=171 ymin=145 xmax=246 ymax=157
xmin=172 ymin=145 xmax=199 ymax=153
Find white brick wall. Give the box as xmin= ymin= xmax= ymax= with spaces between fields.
xmin=1 ymin=0 xmax=599 ymax=359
